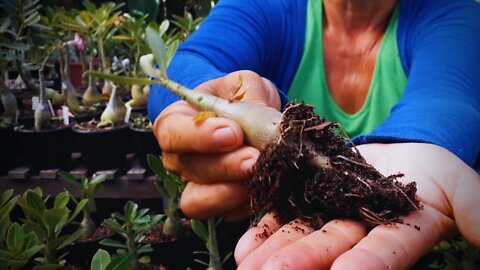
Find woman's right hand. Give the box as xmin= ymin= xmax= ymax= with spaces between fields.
xmin=153 ymin=70 xmax=281 ymax=221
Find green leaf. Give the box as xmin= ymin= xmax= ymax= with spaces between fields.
xmin=145 ymin=25 xmax=168 ymax=75
xmin=136 ymin=244 xmax=153 ymax=255
xmin=18 ymin=244 xmax=43 ymax=261
xmin=58 ymin=171 xmax=82 ymax=189
xmin=26 ymin=191 xmax=45 ymax=214
xmin=53 ymin=192 xmax=70 ymax=209
xmin=67 ymin=199 xmax=88 ymax=224
xmin=0 ymin=17 xmax=11 ymax=33
xmin=7 ymin=223 xmax=24 ymax=254
xmin=24 ymin=231 xmax=40 ymax=249
xmin=0 ymin=189 xmax=14 ymax=207
xmin=90 ymin=174 xmax=107 ymax=189
xmin=24 ymin=220 xmax=46 ymax=240
xmin=105 ymin=255 xmax=129 ymax=270
xmin=138 ymin=255 xmax=150 ymax=264
xmin=91 ymin=249 xmax=111 ymax=270
xmin=124 ymin=201 xmax=138 ymax=224
xmin=147 ymin=154 xmax=168 ymax=180
xmin=99 ymin=239 xmax=127 ymax=249
xmin=191 ymin=220 xmax=208 ymax=242
xmin=84 ymin=71 xmax=160 ymax=86
xmin=0 ymin=216 xmax=10 ymax=242
xmin=102 ymin=219 xmax=123 ymax=235
xmin=42 ymin=208 xmax=68 ymax=233
xmin=57 ymin=228 xmax=87 ymax=250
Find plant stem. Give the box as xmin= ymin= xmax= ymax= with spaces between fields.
xmin=15 ymin=58 xmax=39 ymax=95
xmin=207 ymin=218 xmax=223 ymax=270
xmin=98 ymin=39 xmax=108 ymax=73
xmin=126 ymin=230 xmax=139 ymax=270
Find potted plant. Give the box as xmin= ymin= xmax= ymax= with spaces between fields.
xmin=58 ymin=171 xmax=122 ymax=268
xmin=0 ymin=189 xmax=44 ymax=270
xmin=17 ymin=188 xmax=88 ymax=269
xmin=113 ymin=14 xmax=150 ymax=112
xmin=1 ymin=0 xmax=75 ymax=172
xmin=129 ymin=116 xmax=161 ymax=171
xmin=99 ymin=200 xmax=164 ymax=269
xmin=71 ymin=80 xmax=131 ymax=172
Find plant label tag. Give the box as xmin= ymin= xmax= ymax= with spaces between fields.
xmin=125 ymin=104 xmax=132 ymax=123
xmin=32 ymin=96 xmax=39 ymax=110
xmin=63 ymin=106 xmax=70 ymax=125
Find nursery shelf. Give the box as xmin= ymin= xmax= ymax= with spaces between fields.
xmin=0 ymin=153 xmax=162 ymax=199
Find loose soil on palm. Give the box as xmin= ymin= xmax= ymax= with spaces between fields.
xmin=250 ymin=103 xmax=422 ymax=230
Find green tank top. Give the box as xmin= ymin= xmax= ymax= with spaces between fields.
xmin=287 ymin=0 xmax=407 ymax=137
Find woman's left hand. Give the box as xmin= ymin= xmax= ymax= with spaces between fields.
xmin=235 ymin=143 xmax=480 ymax=269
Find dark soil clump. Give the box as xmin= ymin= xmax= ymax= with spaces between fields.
xmin=250 ymin=103 xmax=422 ymax=229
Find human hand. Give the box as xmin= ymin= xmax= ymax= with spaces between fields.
xmin=153 ymin=70 xmax=281 ymax=221
xmin=235 ymin=143 xmax=480 ymax=269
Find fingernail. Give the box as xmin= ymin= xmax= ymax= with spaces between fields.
xmin=214 ymin=127 xmax=237 ymax=146
xmin=241 ymin=158 xmax=255 ymax=172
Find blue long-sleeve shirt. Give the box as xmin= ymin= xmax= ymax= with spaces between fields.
xmin=148 ymin=0 xmax=480 ymax=167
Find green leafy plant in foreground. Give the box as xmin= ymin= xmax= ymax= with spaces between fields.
xmin=90 ymin=248 xmax=126 ymax=270
xmin=100 ymin=201 xmax=163 ymax=270
xmin=59 ymin=171 xmax=107 ymax=238
xmin=0 ymin=189 xmax=44 ymax=270
xmin=147 ymin=154 xmax=228 ymax=270
xmin=427 ymin=236 xmax=480 ymax=270
xmin=147 ymin=154 xmax=185 ymax=237
xmin=17 ymin=188 xmax=87 ymax=269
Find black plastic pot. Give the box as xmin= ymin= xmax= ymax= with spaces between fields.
xmin=130 ymin=125 xmax=161 ymax=170
xmin=145 ymin=221 xmax=205 ymax=269
xmin=72 ymin=123 xmax=130 ymax=172
xmin=16 ymin=124 xmax=73 ymax=172
xmin=0 ymin=124 xmax=19 ymax=175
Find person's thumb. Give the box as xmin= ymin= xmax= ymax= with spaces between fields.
xmin=195 ymin=70 xmax=281 ymax=110
xmin=450 ymin=167 xmax=480 ymax=247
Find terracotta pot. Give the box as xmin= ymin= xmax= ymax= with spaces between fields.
xmin=16 ymin=124 xmax=74 ymax=172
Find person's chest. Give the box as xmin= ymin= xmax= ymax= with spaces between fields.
xmin=322 ymin=31 xmax=383 ymax=115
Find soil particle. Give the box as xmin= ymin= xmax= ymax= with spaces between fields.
xmin=250 ymin=103 xmax=422 ymax=230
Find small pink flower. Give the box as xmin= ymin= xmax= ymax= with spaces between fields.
xmin=63 ymin=33 xmax=85 ymax=52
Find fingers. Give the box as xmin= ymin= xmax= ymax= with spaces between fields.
xmin=154 ymin=102 xmax=244 ymax=153
xmin=332 ymin=204 xmax=455 ymax=270
xmin=179 ymin=181 xmax=250 ymax=221
xmin=236 ymin=218 xmax=366 ymax=270
xmin=449 ymin=159 xmax=480 ymax=247
xmin=235 ymin=213 xmax=283 ymax=263
xmin=236 ymin=217 xmax=314 ymax=269
xmin=163 ymin=146 xmax=259 ymax=183
xmin=197 ymin=70 xmax=281 ymax=110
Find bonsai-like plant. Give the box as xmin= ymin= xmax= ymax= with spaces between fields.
xmin=17 ymin=188 xmax=88 ymax=269
xmin=147 ymin=154 xmax=185 ymax=237
xmin=0 ymin=189 xmax=40 ymax=270
xmin=0 ymin=222 xmax=43 ymax=270
xmin=79 ymin=0 xmax=124 ymax=96
xmin=113 ymin=14 xmax=150 ymax=108
xmin=0 ymin=18 xmax=18 ymax=121
xmin=148 ymin=154 xmax=228 ymax=269
xmin=58 ymin=171 xmax=107 ymax=238
xmin=100 ymin=200 xmax=163 ymax=270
